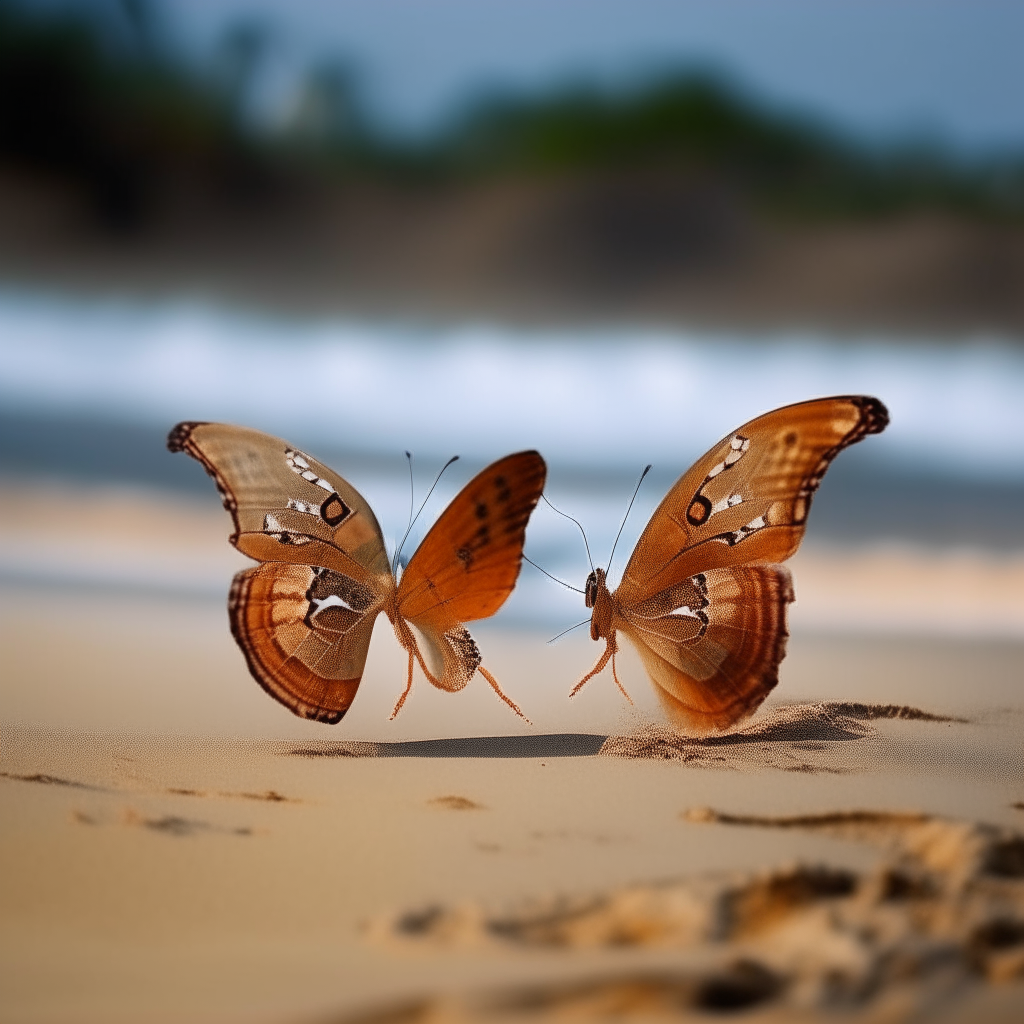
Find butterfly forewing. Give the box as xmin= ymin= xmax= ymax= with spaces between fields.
xmin=397 ymin=451 xmax=546 ymax=689
xmin=616 ymin=396 xmax=888 ymax=605
xmin=398 ymin=451 xmax=547 ymax=623
xmin=168 ymin=422 xmax=390 ymax=584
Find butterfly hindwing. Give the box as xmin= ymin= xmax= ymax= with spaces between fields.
xmin=616 ymin=396 xmax=888 ymax=605
xmin=229 ymin=562 xmax=379 ymax=723
xmin=397 ymin=451 xmax=546 ymax=690
xmin=619 ymin=564 xmax=794 ymax=733
xmin=168 ymin=422 xmax=390 ymax=584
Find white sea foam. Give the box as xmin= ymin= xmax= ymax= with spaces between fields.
xmin=1 ymin=290 xmax=1022 ymax=483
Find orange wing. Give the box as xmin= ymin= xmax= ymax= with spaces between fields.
xmin=619 ymin=565 xmax=794 ymax=733
xmin=616 ymin=396 xmax=888 ymax=606
xmin=397 ymin=451 xmax=546 ymax=690
xmin=229 ymin=562 xmax=378 ymax=723
xmin=610 ymin=395 xmax=887 ymax=734
xmin=169 ymin=422 xmax=393 ymax=721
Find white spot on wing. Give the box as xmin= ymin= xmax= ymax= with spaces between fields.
xmin=710 ymin=493 xmax=744 ymax=515
xmin=705 ymin=436 xmax=750 ymax=481
xmin=286 ymin=498 xmax=320 ymax=515
xmin=667 ymin=605 xmax=700 ymax=619
xmin=286 ymin=448 xmax=336 ymax=493
xmin=311 ymin=593 xmax=359 ymax=614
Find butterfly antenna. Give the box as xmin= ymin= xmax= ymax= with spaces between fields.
xmin=607 ymin=464 xmax=652 ymax=574
xmin=392 ymin=451 xmax=415 ymax=575
xmin=542 ymin=494 xmax=594 ymax=574
xmin=547 ymin=619 xmax=590 ymax=644
xmin=394 ymin=455 xmax=460 ymax=573
xmin=523 ymin=555 xmax=584 ymax=594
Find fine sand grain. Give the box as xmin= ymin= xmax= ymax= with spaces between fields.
xmin=2 ymin=494 xmax=1023 ymax=1023
xmin=3 ymin=688 xmax=1024 ymax=1023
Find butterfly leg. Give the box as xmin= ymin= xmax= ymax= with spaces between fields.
xmin=390 ymin=650 xmax=416 ymax=720
xmin=477 ymin=666 xmax=530 ymax=723
xmin=610 ymin=647 xmax=634 ymax=706
xmin=569 ymin=636 xmax=614 ymax=698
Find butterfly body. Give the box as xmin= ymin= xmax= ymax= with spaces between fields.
xmin=169 ymin=422 xmax=545 ymax=723
xmin=572 ymin=396 xmax=888 ymax=735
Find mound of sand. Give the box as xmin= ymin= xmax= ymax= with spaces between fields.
xmin=368 ymin=807 xmax=1024 ymax=1018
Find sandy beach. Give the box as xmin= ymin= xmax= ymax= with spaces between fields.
xmin=2 ymin=480 xmax=1024 ymax=1023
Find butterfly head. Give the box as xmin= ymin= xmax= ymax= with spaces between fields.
xmin=584 ymin=567 xmax=607 ymax=609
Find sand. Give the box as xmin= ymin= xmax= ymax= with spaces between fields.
xmin=3 ymin=485 xmax=1024 ymax=1022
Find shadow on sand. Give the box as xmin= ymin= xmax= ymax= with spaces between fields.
xmin=289 ymin=733 xmax=609 ymax=759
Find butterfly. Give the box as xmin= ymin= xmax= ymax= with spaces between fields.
xmin=168 ymin=423 xmax=546 ymax=723
xmin=570 ymin=395 xmax=889 ymax=734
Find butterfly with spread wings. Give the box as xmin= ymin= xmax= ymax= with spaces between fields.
xmin=168 ymin=423 xmax=546 ymax=723
xmin=571 ymin=396 xmax=888 ymax=734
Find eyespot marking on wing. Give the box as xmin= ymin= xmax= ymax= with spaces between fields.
xmin=320 ymin=492 xmax=353 ymax=527
xmin=283 ymin=449 xmax=354 ymax=528
xmin=686 ymin=436 xmax=750 ymax=526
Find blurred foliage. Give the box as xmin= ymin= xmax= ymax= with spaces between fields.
xmin=0 ymin=0 xmax=271 ymax=229
xmin=428 ymin=82 xmax=1024 ymax=220
xmin=2 ymin=0 xmax=1023 ymax=227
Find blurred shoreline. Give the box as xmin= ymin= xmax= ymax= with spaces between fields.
xmin=3 ymin=170 xmax=1024 ymax=336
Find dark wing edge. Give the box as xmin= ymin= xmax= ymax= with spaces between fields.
xmin=791 ymin=395 xmax=889 ymax=527
xmin=168 ymin=420 xmax=236 ymax=512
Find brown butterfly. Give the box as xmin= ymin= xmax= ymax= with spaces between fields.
xmin=168 ymin=423 xmax=546 ymax=723
xmin=571 ymin=395 xmax=889 ymax=734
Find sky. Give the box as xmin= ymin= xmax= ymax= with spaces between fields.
xmin=157 ymin=0 xmax=1024 ymax=155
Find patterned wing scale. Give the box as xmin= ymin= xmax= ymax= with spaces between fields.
xmin=397 ymin=451 xmax=546 ymax=690
xmin=619 ymin=564 xmax=794 ymax=734
xmin=171 ymin=423 xmax=543 ymax=722
xmin=169 ymin=421 xmax=394 ymax=721
xmin=229 ymin=562 xmax=380 ymax=723
xmin=168 ymin=422 xmax=390 ymax=584
xmin=616 ymin=396 xmax=888 ymax=606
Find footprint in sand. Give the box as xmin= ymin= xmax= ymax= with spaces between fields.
xmin=368 ymin=805 xmax=1024 ymax=1012
xmin=428 ymin=795 xmax=485 ymax=811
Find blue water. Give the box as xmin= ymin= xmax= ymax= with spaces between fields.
xmin=1 ymin=290 xmax=1021 ymax=484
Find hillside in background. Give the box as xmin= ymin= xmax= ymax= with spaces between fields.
xmin=2 ymin=0 xmax=1023 ymax=332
